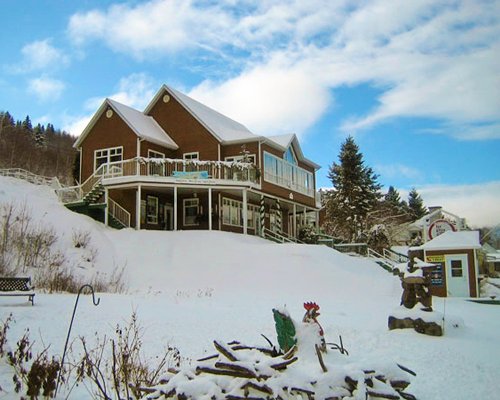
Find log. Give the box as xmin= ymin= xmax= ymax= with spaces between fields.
xmin=240 ymin=381 xmax=273 ymax=395
xmin=196 ymin=354 xmax=218 ymax=362
xmin=344 ymin=376 xmax=357 ymax=391
xmin=397 ymin=390 xmax=417 ymax=400
xmin=366 ymin=389 xmax=400 ymax=399
xmin=270 ymin=356 xmax=298 ymax=370
xmin=397 ymin=363 xmax=417 ymax=376
xmin=195 ymin=366 xmax=255 ymax=379
xmin=282 ymin=345 xmax=297 ymax=360
xmin=213 ymin=340 xmax=237 ymax=361
xmin=214 ymin=362 xmax=257 ymax=378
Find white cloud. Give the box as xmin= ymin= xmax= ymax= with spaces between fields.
xmin=63 ymin=73 xmax=156 ymax=136
xmin=65 ymin=0 xmax=500 ymax=140
xmin=28 ymin=76 xmax=65 ymax=101
xmin=189 ymin=60 xmax=330 ymax=137
xmin=13 ymin=39 xmax=69 ymax=73
xmin=375 ymin=164 xmax=422 ymax=181
xmin=402 ymin=181 xmax=500 ymax=228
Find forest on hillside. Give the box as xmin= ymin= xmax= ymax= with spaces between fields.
xmin=0 ymin=111 xmax=77 ymax=185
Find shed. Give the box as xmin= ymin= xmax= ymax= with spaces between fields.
xmin=409 ymin=231 xmax=481 ymax=297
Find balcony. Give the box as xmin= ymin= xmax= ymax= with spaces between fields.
xmin=98 ymin=157 xmax=260 ymax=185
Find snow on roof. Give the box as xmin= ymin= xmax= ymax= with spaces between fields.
xmin=165 ymin=85 xmax=260 ymax=143
xmin=418 ymin=231 xmax=481 ymax=251
xmin=108 ymin=99 xmax=178 ymax=149
xmin=266 ymin=133 xmax=295 ymax=149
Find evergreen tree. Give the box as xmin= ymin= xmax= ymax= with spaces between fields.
xmin=408 ymin=188 xmax=427 ymax=220
xmin=324 ymin=136 xmax=381 ymax=241
xmin=33 ymin=123 xmax=46 ymax=148
xmin=22 ymin=115 xmax=33 ymax=133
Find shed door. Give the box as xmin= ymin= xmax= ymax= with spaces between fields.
xmin=445 ymin=254 xmax=469 ymax=297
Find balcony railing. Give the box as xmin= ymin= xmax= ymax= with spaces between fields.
xmin=98 ymin=157 xmax=260 ymax=184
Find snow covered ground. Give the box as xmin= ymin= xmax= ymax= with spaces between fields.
xmin=0 ymin=176 xmax=499 ymax=399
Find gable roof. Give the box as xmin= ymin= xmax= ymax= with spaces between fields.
xmin=416 ymin=231 xmax=481 ymax=251
xmin=74 ymin=98 xmax=178 ymax=150
xmin=265 ymin=133 xmax=321 ymax=169
xmin=145 ymin=85 xmax=260 ymax=144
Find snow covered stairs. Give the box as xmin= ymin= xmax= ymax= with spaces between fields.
xmin=82 ymin=182 xmax=105 ymax=204
xmin=367 ymin=248 xmax=399 ymax=274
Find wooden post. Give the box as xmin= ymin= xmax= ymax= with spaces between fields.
xmin=208 ymin=187 xmax=212 ymax=231
xmin=173 ymin=186 xmax=178 ymax=231
xmin=136 ymin=185 xmax=141 ymax=230
xmin=242 ymin=189 xmax=248 ymax=235
xmin=104 ymin=187 xmax=109 ymax=226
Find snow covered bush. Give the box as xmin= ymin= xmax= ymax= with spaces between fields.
xmin=298 ymin=225 xmax=318 ymax=244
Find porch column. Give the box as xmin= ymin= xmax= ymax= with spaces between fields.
xmin=260 ymin=195 xmax=265 ymax=237
xmin=173 ymin=186 xmax=178 ymax=231
xmin=136 ymin=185 xmax=141 ymax=230
xmin=293 ymin=203 xmax=297 ymax=238
xmin=242 ymin=188 xmax=248 ymax=235
xmin=303 ymin=207 xmax=307 ymax=226
xmin=276 ymin=199 xmax=281 ymax=234
xmin=104 ymin=187 xmax=109 ymax=226
xmin=315 ymin=210 xmax=320 ymax=232
xmin=208 ymin=187 xmax=212 ymax=231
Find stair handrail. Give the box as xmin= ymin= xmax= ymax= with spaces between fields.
xmin=0 ymin=168 xmax=60 ymax=188
xmin=367 ymin=247 xmax=397 ymax=271
xmin=383 ymin=248 xmax=409 ymax=263
xmin=262 ymin=227 xmax=300 ymax=244
xmin=108 ymin=198 xmax=131 ymax=228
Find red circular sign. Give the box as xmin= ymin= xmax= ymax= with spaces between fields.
xmin=428 ymin=219 xmax=456 ymax=240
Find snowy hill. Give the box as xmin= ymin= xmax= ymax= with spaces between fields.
xmin=0 ymin=176 xmax=499 ymax=399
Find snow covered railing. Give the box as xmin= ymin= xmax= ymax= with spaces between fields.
xmin=0 ymin=168 xmax=61 ymax=189
xmin=262 ymin=227 xmax=304 ymax=244
xmin=108 ymin=198 xmax=131 ymax=228
xmin=98 ymin=157 xmax=260 ymax=184
xmin=383 ymin=248 xmax=409 ymax=263
xmin=367 ymin=248 xmax=398 ymax=272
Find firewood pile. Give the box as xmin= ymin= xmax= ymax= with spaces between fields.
xmin=141 ymin=338 xmax=417 ymax=400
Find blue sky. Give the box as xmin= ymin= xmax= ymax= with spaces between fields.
xmin=1 ymin=0 xmax=499 ymax=226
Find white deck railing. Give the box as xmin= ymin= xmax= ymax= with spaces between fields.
xmin=108 ymin=198 xmax=131 ymax=228
xmin=0 ymin=168 xmax=61 ymax=189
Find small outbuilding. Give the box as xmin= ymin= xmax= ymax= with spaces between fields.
xmin=409 ymin=231 xmax=481 ymax=297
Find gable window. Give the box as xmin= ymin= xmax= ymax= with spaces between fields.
xmin=183 ymin=152 xmax=199 ymax=160
xmin=225 ymin=154 xmax=256 ymax=164
xmin=146 ymin=196 xmax=159 ymax=224
xmin=94 ymin=146 xmax=123 ymax=175
xmin=148 ymin=149 xmax=165 ymax=158
xmin=284 ymin=147 xmax=297 ymax=165
xmin=183 ymin=198 xmax=199 ymax=226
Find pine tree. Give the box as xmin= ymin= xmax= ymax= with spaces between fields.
xmin=33 ymin=123 xmax=46 ymax=148
xmin=22 ymin=115 xmax=33 ymax=133
xmin=324 ymin=136 xmax=381 ymax=241
xmin=408 ymin=188 xmax=427 ymax=220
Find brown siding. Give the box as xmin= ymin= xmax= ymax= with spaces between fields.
xmin=221 ymin=142 xmax=260 ymax=164
xmin=140 ymin=141 xmax=176 ymax=158
xmin=260 ymin=143 xmax=317 ymax=208
xmin=109 ymin=188 xmax=137 ymax=228
xmin=147 ymin=92 xmax=220 ymax=160
xmin=80 ymin=111 xmax=137 ymax=182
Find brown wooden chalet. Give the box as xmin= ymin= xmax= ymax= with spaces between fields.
xmin=64 ymin=85 xmax=321 ymax=239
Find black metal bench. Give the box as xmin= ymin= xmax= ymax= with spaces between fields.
xmin=0 ymin=277 xmax=35 ymax=305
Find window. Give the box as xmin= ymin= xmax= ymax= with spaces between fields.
xmin=225 ymin=154 xmax=256 ymax=164
xmin=183 ymin=198 xmax=199 ymax=226
xmin=284 ymin=147 xmax=297 ymax=165
xmin=148 ymin=149 xmax=165 ymax=158
xmin=183 ymin=152 xmax=199 ymax=160
xmin=222 ymin=197 xmax=259 ymax=228
xmin=263 ymin=151 xmax=314 ymax=197
xmin=146 ymin=196 xmax=159 ymax=224
xmin=94 ymin=147 xmax=123 ymax=175
xmin=148 ymin=150 xmax=165 ymax=175
xmin=451 ymin=260 xmax=463 ymax=277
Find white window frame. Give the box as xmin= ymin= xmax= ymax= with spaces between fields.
xmin=263 ymin=151 xmax=314 ymax=197
xmin=146 ymin=196 xmax=159 ymax=224
xmin=183 ymin=198 xmax=199 ymax=226
xmin=224 ymin=154 xmax=256 ymax=164
xmin=284 ymin=147 xmax=297 ymax=165
xmin=222 ymin=197 xmax=258 ymax=228
xmin=148 ymin=149 xmax=165 ymax=159
xmin=183 ymin=152 xmax=199 ymax=160
xmin=94 ymin=146 xmax=123 ymax=175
